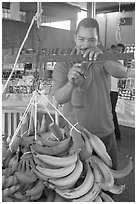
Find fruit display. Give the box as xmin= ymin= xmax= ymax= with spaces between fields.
xmin=2 ymin=94 xmax=134 ymax=202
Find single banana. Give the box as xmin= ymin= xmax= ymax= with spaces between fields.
xmin=15 ymin=170 xmax=37 ymax=184
xmin=109 ymin=183 xmax=126 ymax=194
xmin=31 ymin=167 xmax=49 ymax=181
xmin=35 ymin=148 xmax=80 ymax=167
xmin=73 ymin=182 xmax=101 ymax=202
xmin=90 ymin=155 xmax=114 ymax=191
xmin=3 ymin=166 xmax=13 ymax=177
xmin=26 ymin=179 xmax=45 ymax=196
xmin=36 ymin=161 xmax=76 ymax=178
xmin=30 ymin=136 xmax=72 ymax=156
xmin=2 ymin=175 xmax=7 ymax=189
xmin=81 ymin=132 xmax=93 ymax=157
xmin=54 ymin=191 xmax=69 ymax=202
xmin=39 ymin=114 xmax=48 ymax=133
xmin=100 ymin=191 xmax=115 ymax=202
xmin=12 ymin=192 xmax=27 ymax=200
xmin=93 ymin=195 xmax=103 ymax=202
xmin=49 ymin=158 xmax=83 ymax=188
xmin=83 ymin=128 xmax=112 ymax=167
xmin=30 ymin=189 xmax=43 ymax=201
xmin=109 ymin=156 xmax=134 ymax=179
xmin=49 ymin=122 xmax=64 ymax=141
xmin=55 ymin=160 xmax=94 ymax=199
xmin=9 ymin=134 xmax=23 ymax=153
xmin=89 ymin=158 xmax=103 ymax=183
xmin=38 ymin=131 xmax=60 ymax=147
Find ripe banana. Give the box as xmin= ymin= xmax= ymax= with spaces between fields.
xmin=83 ymin=128 xmax=112 ymax=167
xmin=54 ymin=192 xmax=69 ymax=202
xmin=109 ymin=156 xmax=134 ymax=179
xmin=89 ymin=158 xmax=103 ymax=183
xmin=39 ymin=114 xmax=48 ymax=133
xmin=90 ymin=155 xmax=114 ymax=191
xmin=93 ymin=195 xmax=103 ymax=202
xmin=81 ymin=132 xmax=93 ymax=157
xmin=4 ymin=175 xmax=18 ymax=188
xmin=109 ymin=183 xmax=125 ymax=194
xmin=38 ymin=131 xmax=60 ymax=147
xmin=36 ymin=161 xmax=76 ymax=178
xmin=35 ymin=148 xmax=80 ymax=167
xmin=72 ymin=182 xmax=101 ymax=202
xmin=32 ymin=167 xmax=50 ymax=181
xmin=2 ymin=175 xmax=6 ymax=189
xmin=26 ymin=179 xmax=45 ymax=196
xmin=49 ymin=122 xmax=64 ymax=140
xmin=55 ymin=160 xmax=94 ymax=199
xmin=2 ymin=184 xmax=20 ymax=197
xmin=49 ymin=158 xmax=83 ymax=188
xmin=9 ymin=134 xmax=23 ymax=153
xmin=15 ymin=170 xmax=37 ymax=184
xmin=30 ymin=136 xmax=72 ymax=156
xmin=3 ymin=166 xmax=13 ymax=177
xmin=100 ymin=191 xmax=115 ymax=202
xmin=30 ymin=189 xmax=43 ymax=201
xmin=12 ymin=192 xmax=27 ymax=200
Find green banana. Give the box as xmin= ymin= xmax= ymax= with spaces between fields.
xmin=100 ymin=191 xmax=115 ymax=202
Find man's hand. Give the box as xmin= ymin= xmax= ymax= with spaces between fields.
xmin=83 ymin=46 xmax=103 ymax=61
xmin=68 ymin=63 xmax=85 ymax=87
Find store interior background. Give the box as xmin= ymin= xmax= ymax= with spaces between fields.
xmin=2 ymin=2 xmax=135 ymax=202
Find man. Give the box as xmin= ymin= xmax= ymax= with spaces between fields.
xmin=53 ymin=18 xmax=127 ymax=169
xmin=110 ymin=43 xmax=126 ymax=140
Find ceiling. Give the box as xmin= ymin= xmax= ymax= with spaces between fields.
xmin=2 ymin=2 xmax=135 ymax=14
xmin=67 ymin=2 xmax=135 ymax=13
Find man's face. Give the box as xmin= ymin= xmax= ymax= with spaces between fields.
xmin=74 ymin=26 xmax=99 ymax=53
xmin=116 ymin=46 xmax=123 ymax=53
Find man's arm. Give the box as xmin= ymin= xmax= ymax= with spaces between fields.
xmin=54 ymin=82 xmax=74 ymax=105
xmin=103 ymin=59 xmax=127 ymax=78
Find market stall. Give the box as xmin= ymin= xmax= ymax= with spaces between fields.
xmin=2 ymin=2 xmax=135 ymax=202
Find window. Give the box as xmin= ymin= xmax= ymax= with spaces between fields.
xmin=41 ymin=15 xmax=71 ymax=30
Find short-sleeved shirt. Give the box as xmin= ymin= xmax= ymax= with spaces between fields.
xmin=53 ymin=61 xmax=114 ymax=138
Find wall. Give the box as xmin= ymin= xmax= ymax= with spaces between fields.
xmin=2 ymin=19 xmax=75 ymax=50
xmin=96 ymin=11 xmax=135 ymax=49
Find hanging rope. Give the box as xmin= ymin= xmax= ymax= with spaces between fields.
xmin=116 ymin=2 xmax=125 ymax=42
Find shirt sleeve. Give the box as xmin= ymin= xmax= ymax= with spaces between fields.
xmin=53 ymin=62 xmax=69 ymax=91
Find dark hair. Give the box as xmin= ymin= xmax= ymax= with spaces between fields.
xmin=76 ymin=18 xmax=100 ymax=37
xmin=111 ymin=45 xmax=116 ymax=49
xmin=117 ymin=43 xmax=125 ymax=53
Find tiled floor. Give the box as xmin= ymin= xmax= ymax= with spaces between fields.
xmin=113 ymin=125 xmax=135 ymax=202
